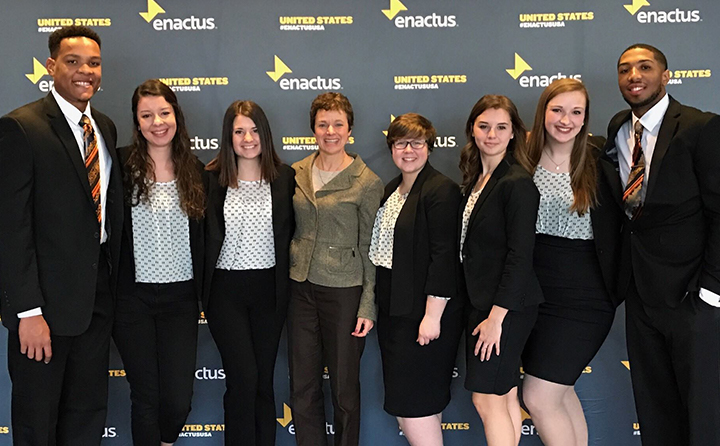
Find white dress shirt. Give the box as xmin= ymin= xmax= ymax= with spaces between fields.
xmin=614 ymin=93 xmax=720 ymax=307
xmin=615 ymin=93 xmax=669 ymax=195
xmin=18 ymin=89 xmax=112 ymax=319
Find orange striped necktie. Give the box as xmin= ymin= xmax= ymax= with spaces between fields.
xmin=623 ymin=120 xmax=645 ymax=220
xmin=80 ymin=114 xmax=102 ymax=225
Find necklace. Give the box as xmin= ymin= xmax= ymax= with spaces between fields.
xmin=543 ymin=149 xmax=569 ymax=171
xmin=316 ymin=168 xmax=337 ymax=187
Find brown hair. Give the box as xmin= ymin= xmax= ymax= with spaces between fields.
xmin=125 ymin=79 xmax=205 ymax=219
xmin=309 ymin=92 xmax=354 ymax=131
xmin=520 ymin=78 xmax=597 ymax=215
xmin=459 ymin=95 xmax=528 ymax=194
xmin=386 ymin=113 xmax=437 ymax=152
xmin=206 ymin=100 xmax=281 ymax=187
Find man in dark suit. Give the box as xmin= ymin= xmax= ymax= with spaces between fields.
xmin=0 ymin=26 xmax=122 ymax=445
xmin=604 ymin=43 xmax=720 ymax=445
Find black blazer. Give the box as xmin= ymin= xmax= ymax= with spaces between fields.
xmin=116 ymin=146 xmax=206 ymax=301
xmin=603 ymin=96 xmax=720 ymax=306
xmin=379 ymin=163 xmax=461 ymax=320
xmin=587 ymin=136 xmax=624 ymax=307
xmin=203 ymin=164 xmax=295 ymax=313
xmin=0 ymin=94 xmax=123 ymax=335
xmin=460 ymin=153 xmax=543 ymax=312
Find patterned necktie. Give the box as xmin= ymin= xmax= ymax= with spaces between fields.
xmin=623 ymin=120 xmax=645 ymax=220
xmin=80 ymin=114 xmax=102 ymax=225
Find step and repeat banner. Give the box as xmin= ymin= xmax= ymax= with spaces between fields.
xmin=1 ymin=0 xmax=719 ymax=444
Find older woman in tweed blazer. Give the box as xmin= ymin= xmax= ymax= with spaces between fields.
xmin=287 ymin=92 xmax=383 ymax=446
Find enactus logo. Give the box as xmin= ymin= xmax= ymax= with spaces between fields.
xmin=624 ymin=0 xmax=701 ymax=24
xmin=139 ymin=0 xmax=216 ymax=31
xmin=25 ymin=57 xmax=50 ymax=91
xmin=383 ymin=115 xmax=457 ymax=148
xmin=506 ymin=53 xmax=581 ymax=88
xmin=382 ymin=0 xmax=457 ymax=29
xmin=267 ymin=56 xmax=342 ymax=91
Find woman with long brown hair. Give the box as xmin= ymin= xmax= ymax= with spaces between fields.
xmin=114 ymin=78 xmax=206 ymax=446
xmin=518 ymin=78 xmax=622 ymax=446
xmin=459 ymin=95 xmax=542 ymax=446
xmin=203 ymin=100 xmax=295 ymax=446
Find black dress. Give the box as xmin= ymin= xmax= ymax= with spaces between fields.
xmin=521 ymin=144 xmax=622 ymax=385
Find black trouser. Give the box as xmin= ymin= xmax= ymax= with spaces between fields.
xmin=287 ymin=280 xmax=365 ymax=446
xmin=8 ymin=247 xmax=113 ymax=446
xmin=626 ymin=279 xmax=720 ymax=446
xmin=205 ymin=268 xmax=285 ymax=446
xmin=112 ymin=279 xmax=198 ymax=446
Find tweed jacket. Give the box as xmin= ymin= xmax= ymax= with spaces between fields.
xmin=290 ymin=152 xmax=383 ymax=320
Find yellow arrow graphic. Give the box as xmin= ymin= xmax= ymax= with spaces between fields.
xmin=506 ymin=53 xmax=532 ymax=80
xmin=624 ymin=0 xmax=650 ymax=15
xmin=521 ymin=408 xmax=532 ymax=422
xmin=25 ymin=58 xmax=48 ymax=84
xmin=276 ymin=403 xmax=293 ymax=427
xmin=139 ymin=0 xmax=166 ymax=23
xmin=382 ymin=114 xmax=397 ymax=136
xmin=382 ymin=0 xmax=408 ymax=20
xmin=622 ymin=361 xmax=630 ymax=370
xmin=266 ymin=56 xmax=292 ymax=82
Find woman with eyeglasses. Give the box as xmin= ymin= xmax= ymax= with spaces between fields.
xmin=369 ymin=113 xmax=463 ymax=446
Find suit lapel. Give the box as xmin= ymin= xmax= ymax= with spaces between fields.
xmin=389 ymin=163 xmax=434 ymax=315
xmin=646 ymin=99 xmax=681 ymax=201
xmin=603 ymin=110 xmax=632 ymax=210
xmin=466 ymin=157 xmax=510 ymax=233
xmin=294 ymin=154 xmax=317 ymax=207
xmin=45 ymin=95 xmax=93 ymax=202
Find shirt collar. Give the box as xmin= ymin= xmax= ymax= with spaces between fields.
xmin=51 ymin=87 xmax=93 ymax=126
xmin=632 ymin=93 xmax=669 ymax=134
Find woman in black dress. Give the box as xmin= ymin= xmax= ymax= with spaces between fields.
xmin=516 ymin=78 xmax=622 ymax=446
xmin=458 ymin=95 xmax=542 ymax=446
xmin=369 ymin=113 xmax=463 ymax=445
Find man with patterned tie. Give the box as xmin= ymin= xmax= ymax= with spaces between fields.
xmin=604 ymin=43 xmax=720 ymax=446
xmin=0 ymin=26 xmax=122 ymax=445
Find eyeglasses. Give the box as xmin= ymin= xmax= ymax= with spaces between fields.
xmin=393 ymin=140 xmax=427 ymax=150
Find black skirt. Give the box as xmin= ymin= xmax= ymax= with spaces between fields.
xmin=465 ymin=304 xmax=538 ymax=395
xmin=376 ymin=267 xmax=464 ymax=417
xmin=521 ymin=234 xmax=615 ymax=385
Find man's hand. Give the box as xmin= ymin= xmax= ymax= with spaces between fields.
xmin=18 ymin=315 xmax=52 ymax=363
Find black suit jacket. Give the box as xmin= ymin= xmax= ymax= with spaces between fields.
xmin=588 ymin=136 xmax=624 ymax=307
xmin=460 ymin=153 xmax=543 ymax=312
xmin=379 ymin=163 xmax=461 ymax=320
xmin=0 ymin=94 xmax=123 ymax=336
xmin=116 ymin=146 xmax=206 ymax=301
xmin=203 ymin=164 xmax=295 ymax=313
xmin=603 ymin=96 xmax=720 ymax=306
